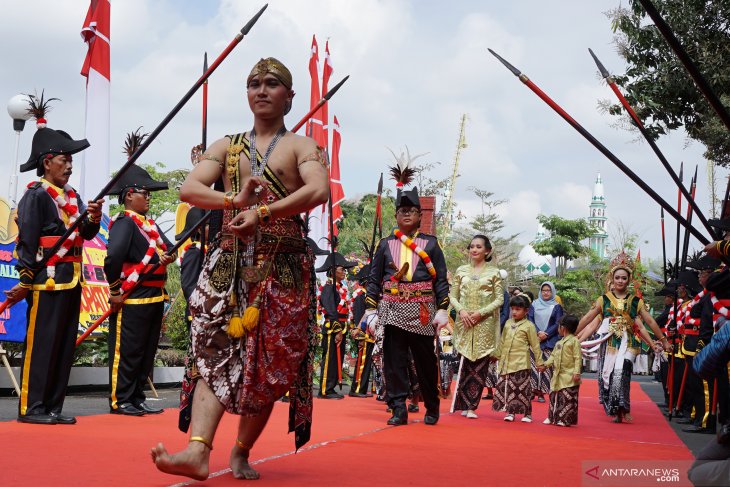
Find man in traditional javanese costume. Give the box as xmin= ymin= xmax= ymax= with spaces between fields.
xmin=317 ymin=252 xmax=356 ymax=399
xmin=9 ymin=101 xmax=103 ymax=425
xmin=349 ymin=263 xmax=377 ymax=397
xmin=105 ymin=142 xmax=175 ymax=416
xmin=363 ymin=182 xmax=450 ymax=426
xmin=152 ymin=57 xmax=329 ymax=481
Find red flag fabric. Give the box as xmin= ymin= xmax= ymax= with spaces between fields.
xmin=80 ymin=0 xmax=111 ymax=201
xmin=330 ymin=116 xmax=345 ymax=228
xmin=306 ymin=35 xmax=325 ymax=145
xmin=321 ymin=41 xmax=333 ymax=149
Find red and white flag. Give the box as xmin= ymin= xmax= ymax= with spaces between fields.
xmin=80 ymin=0 xmax=111 ymax=201
xmin=305 ymin=35 xmax=329 ymax=257
xmin=321 ymin=41 xmax=333 ymax=149
xmin=330 ymin=116 xmax=345 ymax=230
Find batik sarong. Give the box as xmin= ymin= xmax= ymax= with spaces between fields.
xmin=548 ymin=385 xmax=579 ymax=425
xmin=493 ymin=369 xmax=532 ymax=415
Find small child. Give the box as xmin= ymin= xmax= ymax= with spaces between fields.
xmin=540 ymin=314 xmax=582 ymax=426
xmin=492 ymin=294 xmax=543 ymax=423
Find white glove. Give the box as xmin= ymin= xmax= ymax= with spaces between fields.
xmin=432 ymin=309 xmax=449 ymax=332
xmin=360 ymin=309 xmax=379 ymax=335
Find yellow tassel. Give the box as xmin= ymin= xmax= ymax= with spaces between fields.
xmin=227 ymin=315 xmax=245 ymax=338
xmin=241 ymin=304 xmax=260 ymax=332
xmin=44 ymin=277 xmax=56 ymax=290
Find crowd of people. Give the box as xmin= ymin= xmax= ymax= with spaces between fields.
xmin=5 ymin=54 xmax=730 ymax=485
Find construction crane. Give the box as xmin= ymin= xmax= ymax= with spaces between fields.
xmin=442 ymin=114 xmax=467 ymax=239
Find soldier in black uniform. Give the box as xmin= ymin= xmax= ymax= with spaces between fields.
xmin=105 ymin=162 xmax=174 ymax=416
xmin=317 ymin=252 xmax=356 ymax=399
xmin=177 ymin=207 xmax=207 ymax=327
xmin=362 ymin=186 xmax=449 ymax=426
xmin=8 ymin=125 xmax=103 ymax=424
xmin=679 ymin=256 xmax=721 ymax=433
xmin=349 ymin=263 xmax=375 ymax=397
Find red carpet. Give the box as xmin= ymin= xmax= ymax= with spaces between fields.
xmin=0 ymin=380 xmax=693 ymax=486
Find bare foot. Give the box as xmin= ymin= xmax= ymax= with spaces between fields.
xmin=151 ymin=442 xmax=209 ymax=481
xmin=230 ymin=445 xmax=260 ymax=480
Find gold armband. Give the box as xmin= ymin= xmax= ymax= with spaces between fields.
xmin=223 ymin=191 xmax=234 ymax=210
xmin=202 ymin=153 xmax=224 ymax=170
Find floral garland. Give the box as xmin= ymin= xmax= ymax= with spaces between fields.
xmin=393 ymin=229 xmax=436 ymax=279
xmin=336 ymin=282 xmax=349 ymax=316
xmin=710 ymin=293 xmax=730 ymax=326
xmin=110 ymin=210 xmax=167 ymax=292
xmin=34 ymin=181 xmax=82 ymax=288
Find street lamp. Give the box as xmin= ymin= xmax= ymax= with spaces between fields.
xmin=7 ymin=94 xmax=32 ymax=206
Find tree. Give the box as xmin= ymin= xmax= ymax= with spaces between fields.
xmin=336 ymin=194 xmax=397 ymax=259
xmin=606 ymin=0 xmax=730 ymax=165
xmin=532 ymin=215 xmax=594 ymax=277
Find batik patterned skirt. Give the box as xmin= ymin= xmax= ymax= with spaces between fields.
xmin=453 ymin=355 xmax=492 ymax=411
xmin=493 ymin=369 xmax=533 ymax=415
xmin=530 ymin=348 xmax=552 ymax=395
xmin=548 ymin=385 xmax=579 ymax=425
xmin=597 ymin=342 xmax=633 ymax=416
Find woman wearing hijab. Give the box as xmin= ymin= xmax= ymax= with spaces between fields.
xmin=528 ymin=282 xmax=564 ymax=403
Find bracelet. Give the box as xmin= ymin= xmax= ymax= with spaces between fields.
xmin=223 ymin=191 xmax=234 ymax=210
xmin=88 ymin=214 xmax=100 ymax=224
xmin=256 ymin=204 xmax=272 ymax=224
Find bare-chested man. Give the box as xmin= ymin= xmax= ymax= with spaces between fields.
xmin=152 ymin=57 xmax=329 ymax=481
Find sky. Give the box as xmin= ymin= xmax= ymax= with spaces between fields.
xmin=0 ymin=0 xmax=723 ymax=261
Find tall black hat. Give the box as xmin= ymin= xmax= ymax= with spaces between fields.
xmin=175 ymin=207 xmax=206 ymax=240
xmin=708 ymin=218 xmax=730 ymax=232
xmin=316 ymin=252 xmax=357 ymax=273
xmin=106 ymin=165 xmax=168 ymax=202
xmin=350 ymin=263 xmax=371 ymax=283
xmin=686 ymin=255 xmax=722 ymax=271
xmin=306 ymin=237 xmax=330 ymax=256
xmin=396 ymin=186 xmax=420 ymax=209
xmin=22 ymin=128 xmax=90 ymax=175
xmin=675 ymin=270 xmax=702 ymax=294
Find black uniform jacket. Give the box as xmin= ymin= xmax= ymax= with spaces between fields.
xmin=104 ymin=213 xmax=173 ymax=300
xmin=15 ymin=182 xmax=100 ymax=290
xmin=365 ymin=232 xmax=449 ymax=311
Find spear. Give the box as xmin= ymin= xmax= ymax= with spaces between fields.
xmin=661 ymin=208 xmax=667 ymax=284
xmin=487 ymin=49 xmax=709 ymax=246
xmin=292 ymin=75 xmax=350 ymax=133
xmin=667 ymin=163 xmax=682 ymax=419
xmin=200 ymin=53 xmax=209 ymax=255
xmin=636 ymin=0 xmax=730 ymax=132
xmin=680 ymin=168 xmax=698 ymax=269
xmin=368 ymin=173 xmax=384 ymax=262
xmin=588 ymin=48 xmax=717 ymax=239
xmin=41 ymin=5 xmax=268 ymax=270
xmin=202 ymin=52 xmax=208 ymax=151
xmin=75 ymin=211 xmax=213 ymax=346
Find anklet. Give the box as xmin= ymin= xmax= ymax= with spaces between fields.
xmin=236 ymin=438 xmax=251 ymax=450
xmin=189 ymin=436 xmax=213 ymax=450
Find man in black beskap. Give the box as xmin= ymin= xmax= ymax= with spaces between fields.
xmin=362 ymin=186 xmax=449 ymax=426
xmin=105 ymin=164 xmax=174 ymax=416
xmin=9 ymin=126 xmax=103 ymax=425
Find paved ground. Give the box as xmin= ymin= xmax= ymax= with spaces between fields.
xmin=0 ymin=372 xmax=715 ymax=457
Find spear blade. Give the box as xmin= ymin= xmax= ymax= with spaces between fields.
xmin=324 ymin=75 xmax=350 ymax=101
xmin=240 ymin=4 xmax=268 ymax=36
xmin=588 ymin=48 xmax=611 ymax=80
xmin=487 ymin=49 xmax=522 ymax=77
